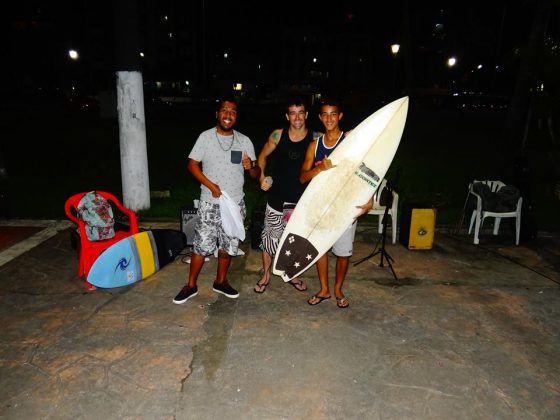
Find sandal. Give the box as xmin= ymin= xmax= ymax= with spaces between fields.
xmin=288 ymin=279 xmax=307 ymax=292
xmin=254 ymin=280 xmax=269 ymax=294
xmin=336 ymin=296 xmax=349 ymax=309
xmin=307 ymin=294 xmax=331 ymax=306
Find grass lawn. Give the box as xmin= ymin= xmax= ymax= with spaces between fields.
xmin=2 ymin=99 xmax=559 ymax=233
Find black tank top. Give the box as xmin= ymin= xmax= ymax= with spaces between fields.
xmin=267 ymin=128 xmax=312 ymax=212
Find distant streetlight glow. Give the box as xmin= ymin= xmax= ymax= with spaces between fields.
xmin=224 ymin=53 xmax=228 ymax=59
xmin=139 ymin=52 xmax=145 ymax=57
xmin=477 ymin=64 xmax=483 ymax=70
xmin=233 ymin=83 xmax=242 ymax=91
xmin=447 ymin=57 xmax=457 ymax=67
xmin=68 ymin=49 xmax=79 ymax=60
xmin=391 ymin=44 xmax=400 ymax=55
xmin=313 ymin=57 xmax=317 ymax=63
xmin=185 ymin=80 xmax=190 ymax=86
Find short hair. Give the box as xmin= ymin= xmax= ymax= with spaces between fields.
xmin=216 ymin=96 xmax=238 ymax=111
xmin=285 ymin=96 xmax=308 ymax=113
xmin=319 ymin=97 xmax=342 ymax=113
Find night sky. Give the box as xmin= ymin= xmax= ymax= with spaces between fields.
xmin=2 ymin=1 xmax=556 ymax=103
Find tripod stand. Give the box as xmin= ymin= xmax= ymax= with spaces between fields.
xmin=354 ymin=186 xmax=398 ymax=280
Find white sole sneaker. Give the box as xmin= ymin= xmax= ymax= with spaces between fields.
xmin=172 ymin=290 xmax=198 ymax=304
xmin=212 ymin=287 xmax=239 ymax=299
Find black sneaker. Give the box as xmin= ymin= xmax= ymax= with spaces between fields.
xmin=173 ymin=285 xmax=198 ymax=304
xmin=212 ymin=281 xmax=239 ymax=298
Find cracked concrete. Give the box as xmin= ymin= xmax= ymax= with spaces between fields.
xmin=0 ymin=221 xmax=559 ymax=419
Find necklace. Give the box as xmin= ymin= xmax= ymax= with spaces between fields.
xmin=215 ymin=129 xmax=235 ymax=152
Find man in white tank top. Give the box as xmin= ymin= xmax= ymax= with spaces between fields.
xmin=300 ymin=99 xmax=373 ymax=309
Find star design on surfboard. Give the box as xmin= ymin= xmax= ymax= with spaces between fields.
xmin=294 ymin=262 xmax=300 ymax=268
xmin=288 ymin=235 xmax=295 ymax=244
xmin=285 ymin=250 xmax=291 ymax=256
xmin=306 ymin=254 xmax=312 ymax=260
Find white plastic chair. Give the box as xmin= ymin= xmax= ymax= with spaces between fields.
xmin=468 ymin=180 xmax=523 ymax=245
xmin=367 ymin=179 xmax=399 ymax=244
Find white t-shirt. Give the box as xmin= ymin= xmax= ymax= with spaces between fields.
xmin=188 ymin=127 xmax=256 ymax=204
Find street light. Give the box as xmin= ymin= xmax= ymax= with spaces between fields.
xmin=447 ymin=57 xmax=457 ymax=93
xmin=390 ymin=44 xmax=400 ymax=97
xmin=68 ymin=49 xmax=79 ymax=60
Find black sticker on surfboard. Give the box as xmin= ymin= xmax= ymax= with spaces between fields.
xmin=275 ymin=233 xmax=319 ymax=279
xmin=354 ymin=162 xmax=380 ymax=189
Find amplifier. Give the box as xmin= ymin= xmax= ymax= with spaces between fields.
xmin=399 ymin=204 xmax=436 ymax=250
xmin=180 ymin=207 xmax=199 ymax=246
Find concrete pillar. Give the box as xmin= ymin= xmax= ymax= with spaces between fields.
xmin=113 ymin=0 xmax=150 ymax=211
xmin=116 ymin=71 xmax=150 ymax=211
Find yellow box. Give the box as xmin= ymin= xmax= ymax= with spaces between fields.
xmin=399 ymin=206 xmax=436 ymax=250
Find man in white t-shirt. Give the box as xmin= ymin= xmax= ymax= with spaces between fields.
xmin=173 ymin=98 xmax=260 ymax=304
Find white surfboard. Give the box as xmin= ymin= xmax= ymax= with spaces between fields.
xmin=273 ymin=97 xmax=409 ymax=281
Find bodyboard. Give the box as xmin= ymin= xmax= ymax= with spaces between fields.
xmin=87 ymin=229 xmax=185 ymax=288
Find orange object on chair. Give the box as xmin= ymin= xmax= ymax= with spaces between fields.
xmin=64 ymin=191 xmax=139 ymax=289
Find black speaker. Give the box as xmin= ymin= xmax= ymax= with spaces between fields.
xmin=251 ymin=206 xmax=266 ymax=250
xmin=180 ymin=207 xmax=198 ymax=246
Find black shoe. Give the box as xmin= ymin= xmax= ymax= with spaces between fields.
xmin=212 ymin=281 xmax=239 ymax=298
xmin=173 ymin=285 xmax=198 ymax=304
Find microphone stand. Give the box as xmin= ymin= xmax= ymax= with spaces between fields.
xmin=354 ymin=185 xmax=398 ymax=280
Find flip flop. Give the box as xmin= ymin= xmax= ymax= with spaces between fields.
xmin=254 ymin=281 xmax=269 ymax=294
xmin=288 ymin=279 xmax=307 ymax=292
xmin=307 ymin=294 xmax=331 ymax=306
xmin=336 ymin=297 xmax=349 ymax=309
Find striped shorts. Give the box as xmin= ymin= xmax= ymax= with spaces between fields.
xmin=260 ymin=203 xmax=285 ymax=255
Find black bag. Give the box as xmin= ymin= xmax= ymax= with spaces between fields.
xmin=151 ymin=229 xmax=186 ymax=267
xmin=472 ymin=183 xmax=520 ymax=212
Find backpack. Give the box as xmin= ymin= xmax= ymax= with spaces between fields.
xmin=77 ymin=191 xmax=115 ymax=241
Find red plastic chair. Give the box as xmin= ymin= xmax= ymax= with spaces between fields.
xmin=64 ymin=191 xmax=139 ymax=289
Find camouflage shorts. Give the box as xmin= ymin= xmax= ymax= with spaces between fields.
xmin=193 ymin=199 xmax=246 ymax=256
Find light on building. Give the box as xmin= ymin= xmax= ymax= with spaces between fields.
xmin=68 ymin=49 xmax=79 ymax=60
xmin=391 ymin=44 xmax=400 ymax=55
xmin=233 ymin=83 xmax=242 ymax=91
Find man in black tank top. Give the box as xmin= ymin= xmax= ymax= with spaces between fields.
xmin=254 ymin=97 xmax=315 ymax=294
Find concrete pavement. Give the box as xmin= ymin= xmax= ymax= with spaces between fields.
xmin=0 ymin=220 xmax=559 ymax=419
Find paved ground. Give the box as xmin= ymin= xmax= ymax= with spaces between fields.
xmin=0 ymin=219 xmax=559 ymax=419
